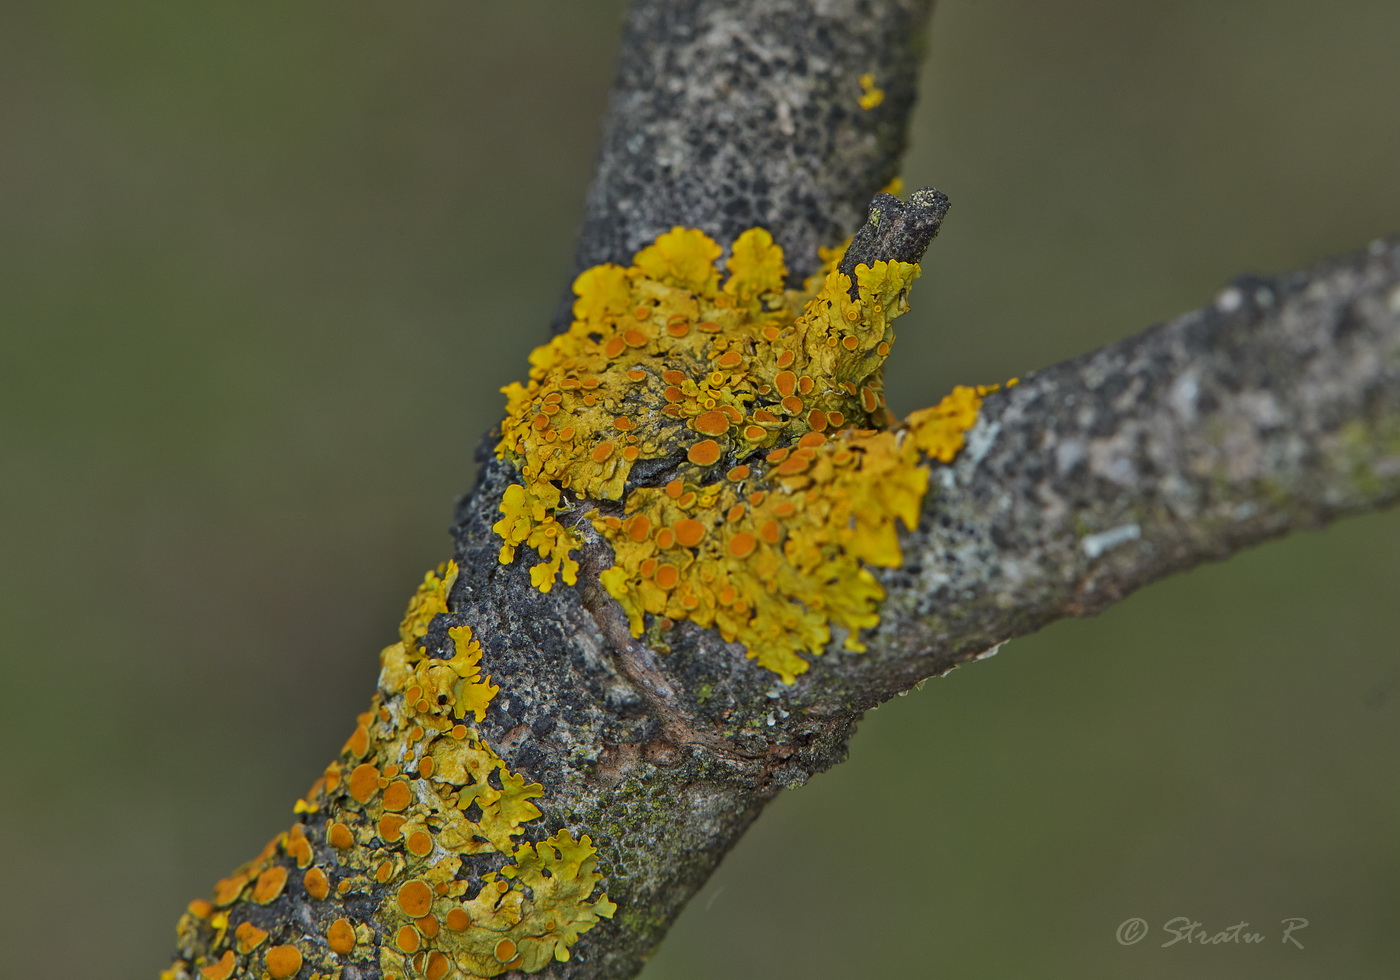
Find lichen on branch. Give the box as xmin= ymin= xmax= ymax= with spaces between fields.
xmin=493 ymin=194 xmax=1013 ymax=681
xmin=165 ymin=563 xmax=616 ymax=980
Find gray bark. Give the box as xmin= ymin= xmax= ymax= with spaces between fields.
xmin=815 ymin=238 xmax=1400 ymax=709
xmin=169 ymin=0 xmax=1400 ymax=977
xmin=554 ymin=0 xmax=936 ymax=332
xmin=448 ymin=230 xmax=1400 ymax=980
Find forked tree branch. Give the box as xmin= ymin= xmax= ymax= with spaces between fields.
xmin=814 ymin=238 xmax=1400 ymax=710
xmin=167 ymin=1 xmax=1400 ymax=978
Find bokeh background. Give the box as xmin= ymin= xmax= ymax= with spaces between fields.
xmin=4 ymin=2 xmax=1399 ymax=977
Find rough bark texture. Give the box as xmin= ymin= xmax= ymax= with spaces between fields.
xmin=809 ymin=239 xmax=1400 ymax=708
xmin=448 ymin=186 xmax=961 ymax=979
xmin=554 ymin=0 xmax=936 ymax=332
xmin=168 ymin=1 xmax=1400 ymax=978
xmin=445 ymin=236 xmax=1400 ymax=979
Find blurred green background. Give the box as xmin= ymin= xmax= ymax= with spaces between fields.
xmin=3 ymin=2 xmax=1398 ymax=977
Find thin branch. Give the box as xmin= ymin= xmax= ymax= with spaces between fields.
xmin=802 ymin=236 xmax=1400 ymax=709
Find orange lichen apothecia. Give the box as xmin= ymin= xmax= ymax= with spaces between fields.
xmin=164 ymin=562 xmax=615 ymax=980
xmin=495 ymin=226 xmax=1012 ymax=682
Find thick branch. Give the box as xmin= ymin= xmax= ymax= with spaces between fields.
xmin=169 ymin=5 xmax=943 ymax=980
xmin=556 ymin=0 xmax=935 ymax=330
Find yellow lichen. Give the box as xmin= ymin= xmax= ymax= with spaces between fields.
xmin=400 ymin=561 xmax=460 ymax=651
xmin=858 ymin=72 xmax=885 ymax=110
xmin=634 ymin=226 xmax=723 ymax=293
xmin=907 ymin=382 xmax=1011 ymax=462
xmin=263 ymin=945 xmax=302 ymax=979
xmin=491 ymin=482 xmax=581 ymax=592
xmin=494 ymin=224 xmax=1010 ymax=681
xmin=723 ymin=227 xmax=787 ymax=306
xmin=168 ymin=561 xmax=615 ymax=980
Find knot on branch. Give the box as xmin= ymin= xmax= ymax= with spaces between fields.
xmin=838 ymin=187 xmax=951 ymax=287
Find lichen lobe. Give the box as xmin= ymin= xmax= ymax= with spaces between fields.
xmin=494 ymin=222 xmax=1006 ymax=681
xmin=165 ymin=562 xmax=616 ymax=980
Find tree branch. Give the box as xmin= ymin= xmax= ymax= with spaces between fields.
xmin=456 ymin=196 xmax=1400 ymax=980
xmin=164 ymin=2 xmax=1400 ymax=979
xmin=555 ymin=0 xmax=935 ymax=331
xmin=804 ymin=237 xmax=1400 ymax=709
